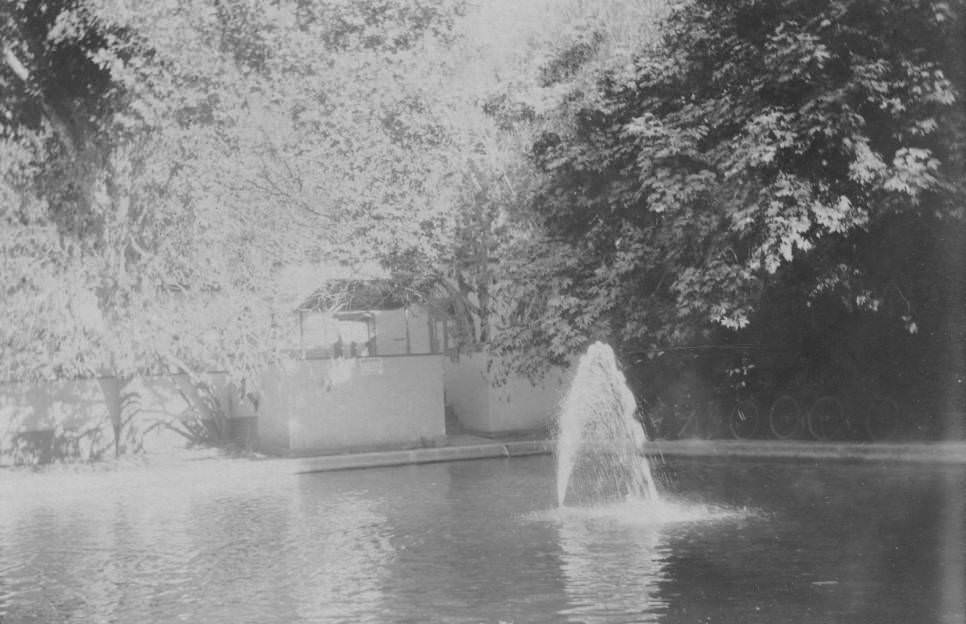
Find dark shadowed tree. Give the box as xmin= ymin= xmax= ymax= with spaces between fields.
xmin=495 ymin=0 xmax=966 ymax=427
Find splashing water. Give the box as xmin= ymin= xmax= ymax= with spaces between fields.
xmin=555 ymin=342 xmax=659 ymax=507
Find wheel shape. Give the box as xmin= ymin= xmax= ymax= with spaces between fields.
xmin=768 ymin=394 xmax=802 ymax=439
xmin=729 ymin=399 xmax=760 ymax=439
xmin=865 ymin=396 xmax=900 ymax=441
xmin=807 ymin=395 xmax=846 ymax=441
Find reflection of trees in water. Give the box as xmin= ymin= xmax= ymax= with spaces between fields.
xmin=0 ymin=506 xmax=119 ymax=622
xmin=286 ymin=480 xmax=395 ymax=622
xmin=0 ymin=478 xmax=264 ymax=621
xmin=0 ymin=467 xmax=311 ymax=622
xmin=354 ymin=458 xmax=570 ymax=623
xmin=295 ymin=465 xmax=462 ymax=622
xmin=181 ymin=492 xmax=302 ymax=621
xmin=940 ymin=469 xmax=965 ymax=622
xmin=656 ymin=462 xmax=966 ymax=623
xmin=556 ymin=514 xmax=668 ymax=623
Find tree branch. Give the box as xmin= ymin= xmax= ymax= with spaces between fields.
xmin=2 ymin=45 xmax=29 ymax=81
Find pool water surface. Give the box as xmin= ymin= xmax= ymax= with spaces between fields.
xmin=0 ymin=455 xmax=963 ymax=623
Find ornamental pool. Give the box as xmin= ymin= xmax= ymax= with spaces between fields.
xmin=0 ymin=455 xmax=963 ymax=623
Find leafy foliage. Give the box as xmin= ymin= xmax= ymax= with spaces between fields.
xmin=4 ymin=0 xmax=963 ymax=429
xmin=0 ymin=0 xmax=471 ymax=382
xmin=499 ymin=0 xmax=966 ymax=395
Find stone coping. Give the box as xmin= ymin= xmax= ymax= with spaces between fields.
xmin=287 ymin=438 xmax=966 ymax=474
xmin=290 ymin=439 xmax=553 ymax=474
xmin=6 ymin=438 xmax=963 ymax=477
xmin=641 ymin=439 xmax=966 ymax=464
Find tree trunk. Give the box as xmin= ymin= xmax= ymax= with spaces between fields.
xmin=3 ymin=46 xmax=81 ymax=161
xmin=96 ymin=376 xmax=123 ymax=458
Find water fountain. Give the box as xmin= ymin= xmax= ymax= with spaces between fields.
xmin=555 ymin=342 xmax=660 ymax=507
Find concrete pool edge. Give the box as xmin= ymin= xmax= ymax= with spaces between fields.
xmin=285 ymin=439 xmax=966 ymax=474
xmin=641 ymin=440 xmax=966 ymax=464
xmin=5 ymin=439 xmax=960 ymax=475
xmin=289 ymin=439 xmax=554 ymax=474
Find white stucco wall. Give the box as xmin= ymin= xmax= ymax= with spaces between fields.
xmin=258 ymin=354 xmax=445 ymax=453
xmin=0 ymin=372 xmax=238 ymax=463
xmin=444 ymin=353 xmax=573 ymax=434
xmin=443 ymin=354 xmax=491 ymax=430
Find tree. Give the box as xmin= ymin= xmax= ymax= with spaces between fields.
xmin=1 ymin=0 xmax=473 ymax=383
xmin=497 ymin=0 xmax=966 ymax=406
xmin=403 ymin=0 xmax=672 ymax=360
xmin=1 ymin=0 xmax=488 ymax=456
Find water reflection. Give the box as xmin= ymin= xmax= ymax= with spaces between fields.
xmin=0 ymin=463 xmax=310 ymax=623
xmin=939 ymin=468 xmax=965 ymax=624
xmin=556 ymin=508 xmax=669 ymax=623
xmin=371 ymin=458 xmax=568 ymax=623
xmin=657 ymin=460 xmax=966 ymax=624
xmin=541 ymin=497 xmax=749 ymax=623
xmin=284 ymin=493 xmax=394 ymax=622
xmin=0 ymin=456 xmax=963 ymax=623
